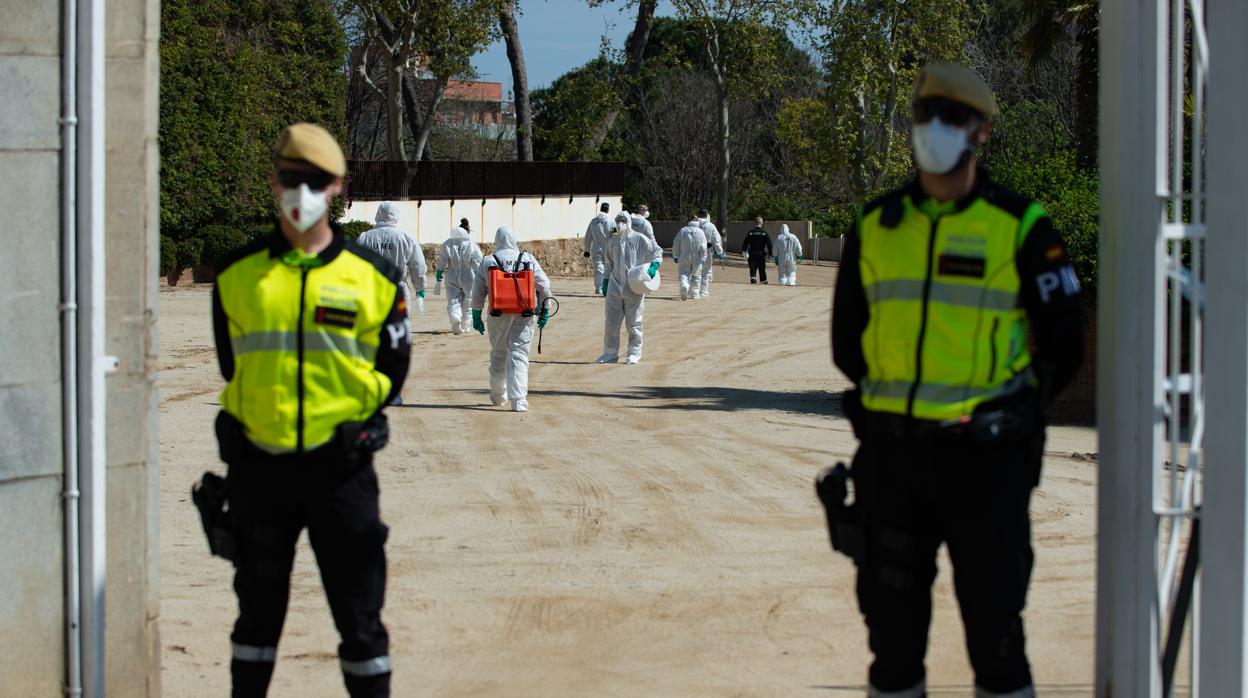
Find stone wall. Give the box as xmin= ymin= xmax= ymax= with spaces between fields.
xmin=0 ymin=0 xmax=161 ymax=695
xmin=0 ymin=2 xmax=67 ymax=693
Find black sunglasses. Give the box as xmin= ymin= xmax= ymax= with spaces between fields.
xmin=912 ymin=97 xmax=982 ymax=127
xmin=276 ymin=168 xmax=336 ymax=190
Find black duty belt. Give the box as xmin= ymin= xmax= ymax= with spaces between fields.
xmin=863 ymin=406 xmax=1038 ymax=442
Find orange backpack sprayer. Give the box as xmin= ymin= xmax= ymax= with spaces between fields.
xmin=487 ymin=254 xmax=537 ymax=316
xmin=486 ymin=253 xmax=560 ymax=353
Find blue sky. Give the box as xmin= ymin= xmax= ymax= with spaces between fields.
xmin=472 ymin=0 xmax=679 ymax=97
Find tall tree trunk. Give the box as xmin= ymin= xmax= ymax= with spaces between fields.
xmin=580 ymin=0 xmax=656 ymax=156
xmin=401 ymin=73 xmax=431 ymax=161
xmin=499 ymin=0 xmax=533 ymax=161
xmin=717 ymin=80 xmax=730 ymax=233
xmin=1074 ymin=11 xmax=1099 ymax=169
xmin=384 ymin=52 xmax=408 ymax=162
xmin=413 ymin=78 xmax=449 ymax=168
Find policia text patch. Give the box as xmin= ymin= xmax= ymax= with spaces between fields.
xmin=937 ymin=254 xmax=986 ymax=279
xmin=315 ymin=306 xmax=357 ymax=329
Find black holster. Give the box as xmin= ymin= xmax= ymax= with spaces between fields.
xmin=192 ymin=471 xmax=236 ymax=562
xmin=815 ymin=462 xmax=865 ymax=564
xmin=333 ymin=412 xmax=390 ymax=458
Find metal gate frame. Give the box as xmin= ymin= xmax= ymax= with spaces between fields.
xmin=1097 ymin=0 xmax=1247 ymax=695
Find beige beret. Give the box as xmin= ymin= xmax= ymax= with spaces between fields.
xmin=274 ymin=122 xmax=346 ymax=177
xmin=913 ymin=62 xmax=998 ymax=118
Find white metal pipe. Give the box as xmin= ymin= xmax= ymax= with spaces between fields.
xmin=59 ymin=0 xmax=81 ymax=693
xmin=76 ymin=0 xmax=107 ymax=693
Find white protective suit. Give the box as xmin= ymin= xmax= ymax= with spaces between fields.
xmin=599 ymin=218 xmax=663 ymax=364
xmin=583 ymin=211 xmax=613 ymax=293
xmin=436 ymin=226 xmax=484 ymax=333
xmin=471 ymin=227 xmax=551 ymax=412
xmin=697 ymin=216 xmax=724 ymax=297
xmin=672 ymin=221 xmax=708 ymax=300
xmin=630 ymin=214 xmax=657 ymax=243
xmin=355 ymin=202 xmax=428 ymax=302
xmin=774 ymin=223 xmax=802 ymax=286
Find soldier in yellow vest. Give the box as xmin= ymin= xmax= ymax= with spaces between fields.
xmin=210 ymin=123 xmax=409 ymax=697
xmin=826 ymin=64 xmax=1084 ymax=698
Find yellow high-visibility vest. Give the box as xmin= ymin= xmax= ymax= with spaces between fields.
xmin=216 ymin=235 xmax=402 ymax=454
xmin=857 ymin=190 xmax=1047 ymax=421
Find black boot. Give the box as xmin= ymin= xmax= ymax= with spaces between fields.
xmin=231 ymin=660 xmax=275 ymax=698
xmin=344 ymin=672 xmax=391 ymax=698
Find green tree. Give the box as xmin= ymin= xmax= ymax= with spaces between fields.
xmin=160 ymin=0 xmax=347 ymax=256
xmin=531 ymin=57 xmax=625 ymax=161
xmin=347 ymin=0 xmax=504 ymax=162
xmin=779 ymin=0 xmax=978 ymax=206
xmin=1019 ymin=0 xmax=1098 ymax=168
xmin=668 ymin=0 xmax=813 ymax=230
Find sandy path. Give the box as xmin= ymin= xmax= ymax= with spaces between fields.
xmin=158 ymin=259 xmax=1099 ymax=696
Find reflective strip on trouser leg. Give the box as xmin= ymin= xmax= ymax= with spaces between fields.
xmin=341 ymin=655 xmax=391 ymax=676
xmin=869 ymin=679 xmax=925 ymax=698
xmin=232 ymin=643 xmax=277 ymax=663
xmin=975 ymin=685 xmax=1035 ymax=698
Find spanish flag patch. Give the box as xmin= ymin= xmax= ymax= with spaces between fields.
xmin=1045 ymin=245 xmax=1064 ymax=262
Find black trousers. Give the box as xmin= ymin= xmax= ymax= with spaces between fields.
xmin=748 ymin=252 xmax=768 ymax=282
xmin=850 ymin=428 xmax=1043 ymax=695
xmin=226 ymin=443 xmax=391 ymax=698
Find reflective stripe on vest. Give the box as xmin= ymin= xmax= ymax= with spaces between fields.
xmin=217 ymin=245 xmax=398 ymax=454
xmin=233 ymin=330 xmax=379 ymax=362
xmin=858 ymin=193 xmax=1043 ymax=421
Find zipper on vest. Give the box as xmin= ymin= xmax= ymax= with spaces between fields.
xmin=297 ymin=268 xmax=308 ymax=453
xmin=907 ymin=216 xmax=941 ymax=418
xmin=987 ymin=317 xmax=1000 ymax=384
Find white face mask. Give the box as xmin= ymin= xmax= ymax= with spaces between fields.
xmin=641 ymin=210 xmax=650 ymax=219
xmin=280 ymin=183 xmax=329 ymax=234
xmin=911 ymin=117 xmax=972 ymax=175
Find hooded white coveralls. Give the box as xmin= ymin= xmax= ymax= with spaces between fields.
xmin=697 ymin=217 xmax=724 ymax=297
xmin=355 ymin=201 xmax=427 ymax=303
xmin=774 ymin=224 xmax=802 ymax=286
xmin=601 ymin=220 xmax=662 ymax=362
xmin=631 ymin=214 xmax=657 ymax=243
xmin=436 ymin=226 xmax=484 ymax=333
xmin=583 ymin=211 xmax=613 ymax=293
xmin=672 ymin=221 xmax=708 ymax=300
xmin=471 ymin=227 xmax=551 ymax=411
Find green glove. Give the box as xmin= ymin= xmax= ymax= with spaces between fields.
xmin=797 ymin=255 xmax=804 ymax=262
xmin=416 ymin=289 xmax=426 ymax=299
xmin=436 ymin=269 xmax=443 ymax=282
xmin=647 ymin=261 xmax=660 ymax=278
xmin=601 ymin=279 xmax=609 ymax=296
xmin=537 ymin=308 xmax=549 ymax=329
xmin=472 ymin=308 xmax=485 ymax=335
xmin=773 ymin=256 xmax=779 ymax=264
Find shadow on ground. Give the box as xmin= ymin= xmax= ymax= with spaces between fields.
xmin=523 ymin=386 xmax=844 ymax=417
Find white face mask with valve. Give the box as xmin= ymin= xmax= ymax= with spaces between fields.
xmin=911 ymin=117 xmax=973 ymax=175
xmin=280 ymin=183 xmax=329 ymax=234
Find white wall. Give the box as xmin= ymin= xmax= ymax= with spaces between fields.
xmin=344 ymin=194 xmax=624 ymax=245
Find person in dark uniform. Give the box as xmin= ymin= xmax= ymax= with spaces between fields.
xmin=742 ymin=217 xmax=773 ymax=284
xmin=826 ymin=63 xmax=1084 ymax=698
xmin=210 ymin=123 xmax=410 ymax=697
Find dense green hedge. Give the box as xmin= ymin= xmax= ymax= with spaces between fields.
xmin=341 ymin=220 xmax=373 ymax=241
xmin=160 ymin=0 xmax=346 ymax=266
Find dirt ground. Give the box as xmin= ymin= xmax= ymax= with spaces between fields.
xmin=158 ymin=258 xmax=1099 ymax=697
